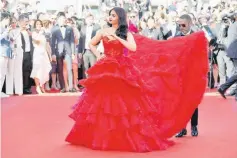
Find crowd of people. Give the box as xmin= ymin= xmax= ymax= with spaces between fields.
xmin=1 ymin=0 xmax=237 ymax=100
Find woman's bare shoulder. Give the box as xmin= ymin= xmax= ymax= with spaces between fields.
xmin=127 ymin=31 xmax=135 ymax=39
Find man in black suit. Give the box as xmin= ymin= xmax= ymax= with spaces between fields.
xmin=175 ymin=14 xmax=199 ymax=137
xmin=78 ymin=13 xmax=100 ymax=78
xmin=19 ymin=14 xmax=34 ymax=94
xmin=218 ymin=39 xmax=237 ymax=101
xmin=51 ymin=12 xmax=75 ymax=92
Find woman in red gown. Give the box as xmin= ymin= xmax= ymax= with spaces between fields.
xmin=65 ymin=7 xmax=208 ymax=152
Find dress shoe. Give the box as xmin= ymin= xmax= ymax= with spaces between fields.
xmin=191 ymin=126 xmax=198 ymax=137
xmin=218 ymin=88 xmax=226 ymax=99
xmin=175 ymin=129 xmax=187 ymax=138
xmin=60 ymin=88 xmax=69 ymax=93
xmin=23 ymin=90 xmax=32 ymax=94
xmin=70 ymin=88 xmax=78 ymax=93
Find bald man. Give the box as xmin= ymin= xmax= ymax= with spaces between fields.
xmin=175 ymin=14 xmax=199 ymax=137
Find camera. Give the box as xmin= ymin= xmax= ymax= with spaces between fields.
xmin=228 ymin=12 xmax=237 ymax=22
xmin=222 ymin=16 xmax=229 ymax=23
xmin=209 ymin=38 xmax=225 ymax=51
xmin=222 ymin=12 xmax=237 ymax=23
xmin=136 ymin=0 xmax=141 ymax=4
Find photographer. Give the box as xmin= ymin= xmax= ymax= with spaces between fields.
xmin=218 ymin=12 xmax=237 ymax=99
xmin=226 ymin=12 xmax=237 ymax=69
xmin=199 ymin=15 xmax=218 ymax=88
xmin=218 ymin=40 xmax=237 ymax=101
xmin=210 ymin=13 xmax=235 ymax=94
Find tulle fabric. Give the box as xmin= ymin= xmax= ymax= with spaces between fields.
xmin=128 ymin=32 xmax=208 ymax=137
xmin=66 ymin=32 xmax=208 ymax=152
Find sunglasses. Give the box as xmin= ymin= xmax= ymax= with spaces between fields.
xmin=179 ymin=24 xmax=186 ymax=28
xmin=130 ymin=16 xmax=136 ymax=18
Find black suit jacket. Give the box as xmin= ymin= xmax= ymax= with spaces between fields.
xmin=78 ymin=24 xmax=101 ymax=53
xmin=51 ymin=25 xmax=75 ymax=57
xmin=227 ymin=39 xmax=237 ymax=59
xmin=21 ymin=32 xmax=34 ymax=55
xmin=21 ymin=31 xmax=34 ymax=72
xmin=175 ymin=30 xmax=194 ymax=37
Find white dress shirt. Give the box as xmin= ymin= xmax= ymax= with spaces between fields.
xmin=21 ymin=30 xmax=31 ymax=52
xmin=85 ymin=25 xmax=93 ymax=50
xmin=182 ymin=29 xmax=192 ymax=36
xmin=60 ymin=26 xmax=66 ymax=39
xmin=167 ymin=23 xmax=177 ymax=37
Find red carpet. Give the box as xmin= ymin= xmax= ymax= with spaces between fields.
xmin=1 ymin=92 xmax=237 ymax=158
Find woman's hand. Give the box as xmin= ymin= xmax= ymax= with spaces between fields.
xmin=97 ymin=53 xmax=105 ymax=61
xmin=104 ymin=31 xmax=118 ymax=41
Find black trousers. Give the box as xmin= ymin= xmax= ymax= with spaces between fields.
xmin=220 ymin=74 xmax=237 ymax=93
xmin=191 ymin=108 xmax=198 ymax=126
xmin=220 ymin=58 xmax=237 ymax=94
xmin=57 ymin=57 xmax=65 ymax=89
xmin=23 ymin=52 xmax=33 ymax=92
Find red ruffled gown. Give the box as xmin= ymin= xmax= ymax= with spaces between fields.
xmin=65 ymin=31 xmax=208 ymax=152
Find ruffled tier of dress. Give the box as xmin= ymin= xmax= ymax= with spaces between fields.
xmin=66 ymin=32 xmax=208 ymax=152
xmin=66 ymin=56 xmax=174 ymax=152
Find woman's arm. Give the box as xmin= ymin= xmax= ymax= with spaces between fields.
xmin=112 ymin=32 xmax=137 ymax=51
xmin=89 ymin=29 xmax=103 ymax=58
xmin=46 ymin=42 xmax=52 ymax=61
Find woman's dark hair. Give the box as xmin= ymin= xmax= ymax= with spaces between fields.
xmin=18 ymin=13 xmax=29 ymax=21
xmin=109 ymin=7 xmax=128 ymax=40
xmin=1 ymin=11 xmax=11 ymax=21
xmin=67 ymin=18 xmax=73 ymax=24
xmin=37 ymin=12 xmax=44 ymax=20
xmin=57 ymin=12 xmax=66 ymax=19
xmin=34 ymin=19 xmax=43 ymax=28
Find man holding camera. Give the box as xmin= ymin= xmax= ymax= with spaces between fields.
xmin=215 ymin=14 xmax=235 ymax=89
xmin=226 ymin=12 xmax=237 ymax=71
xmin=218 ymin=12 xmax=237 ymax=100
xmin=19 ymin=14 xmax=34 ymax=94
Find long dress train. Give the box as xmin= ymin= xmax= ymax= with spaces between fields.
xmin=128 ymin=32 xmax=208 ymax=137
xmin=65 ymin=31 xmax=208 ymax=152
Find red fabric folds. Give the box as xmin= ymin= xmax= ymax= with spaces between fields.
xmin=65 ymin=32 xmax=208 ymax=152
